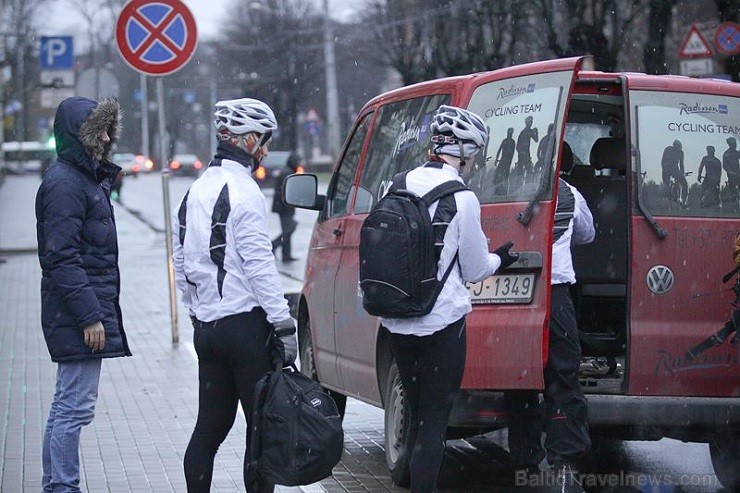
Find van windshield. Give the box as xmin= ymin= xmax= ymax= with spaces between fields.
xmin=465 ymin=70 xmax=574 ymax=204
xmin=631 ymin=90 xmax=740 ymax=218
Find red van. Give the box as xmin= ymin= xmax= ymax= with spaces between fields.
xmin=285 ymin=57 xmax=740 ymax=489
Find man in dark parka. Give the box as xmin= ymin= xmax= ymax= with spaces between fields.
xmin=36 ymin=96 xmax=131 ymax=493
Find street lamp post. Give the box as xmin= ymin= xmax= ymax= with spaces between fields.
xmin=323 ymin=0 xmax=340 ymax=159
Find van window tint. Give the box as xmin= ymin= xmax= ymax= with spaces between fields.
xmin=358 ymin=94 xmax=450 ymax=209
xmin=465 ymin=71 xmax=573 ymax=204
xmin=326 ymin=112 xmax=372 ymax=218
xmin=631 ymin=91 xmax=740 ymax=218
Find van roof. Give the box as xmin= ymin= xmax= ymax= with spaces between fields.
xmin=361 ymin=60 xmax=740 ymax=111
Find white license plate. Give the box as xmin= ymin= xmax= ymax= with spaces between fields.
xmin=466 ymin=273 xmax=535 ymax=304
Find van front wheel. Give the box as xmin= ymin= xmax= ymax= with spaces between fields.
xmin=710 ymin=433 xmax=740 ymax=490
xmin=384 ymin=360 xmax=411 ymax=487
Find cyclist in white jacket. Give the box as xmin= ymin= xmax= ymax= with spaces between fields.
xmin=172 ymin=98 xmax=296 ymax=493
xmin=382 ymin=105 xmax=519 ymax=493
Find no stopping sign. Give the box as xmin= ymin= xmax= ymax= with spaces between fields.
xmin=116 ymin=0 xmax=198 ymax=76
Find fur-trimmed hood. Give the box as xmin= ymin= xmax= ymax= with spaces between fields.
xmin=53 ymin=97 xmax=122 ymax=179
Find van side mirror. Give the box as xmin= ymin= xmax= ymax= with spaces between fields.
xmin=284 ymin=174 xmax=325 ymax=211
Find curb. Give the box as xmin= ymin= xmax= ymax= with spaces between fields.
xmin=0 ymin=248 xmax=37 ymax=256
xmin=117 ymin=201 xmax=166 ymax=234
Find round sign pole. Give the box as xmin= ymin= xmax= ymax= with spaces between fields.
xmin=157 ymin=77 xmax=178 ymax=345
xmin=116 ymin=0 xmax=198 ymax=345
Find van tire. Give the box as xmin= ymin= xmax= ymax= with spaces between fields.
xmin=710 ymin=433 xmax=740 ymax=490
xmin=384 ymin=360 xmax=411 ymax=487
xmin=298 ymin=318 xmax=347 ymax=419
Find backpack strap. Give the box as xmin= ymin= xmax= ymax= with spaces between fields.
xmin=390 ymin=171 xmax=410 ymax=192
xmin=421 ymin=180 xmax=469 ymax=207
xmin=426 ymin=180 xmax=467 ymax=294
xmin=437 ymin=251 xmax=459 ymax=286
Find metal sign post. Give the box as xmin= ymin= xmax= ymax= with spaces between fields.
xmin=157 ymin=77 xmax=178 ymax=344
xmin=116 ymin=0 xmax=198 ymax=345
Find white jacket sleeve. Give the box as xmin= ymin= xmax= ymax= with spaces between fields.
xmin=571 ymin=187 xmax=595 ymax=245
xmin=171 ymin=197 xmax=195 ymax=312
xmin=455 ymin=191 xmax=501 ymax=283
xmin=232 ymin=194 xmax=291 ymax=324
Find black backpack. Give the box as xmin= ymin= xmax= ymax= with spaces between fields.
xmin=247 ymin=365 xmax=344 ymax=487
xmin=359 ymin=170 xmax=468 ymax=318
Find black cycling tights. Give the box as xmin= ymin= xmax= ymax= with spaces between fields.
xmin=184 ymin=309 xmax=274 ymax=493
xmin=387 ymin=317 xmax=466 ymax=493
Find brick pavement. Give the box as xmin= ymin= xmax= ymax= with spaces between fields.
xmin=0 ymin=175 xmax=534 ymax=493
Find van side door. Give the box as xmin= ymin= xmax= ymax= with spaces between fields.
xmin=461 ymin=57 xmax=586 ymax=389
xmin=627 ymin=78 xmax=740 ymax=396
xmin=307 ymin=112 xmax=373 ymax=392
xmin=334 ymin=94 xmax=452 ymax=404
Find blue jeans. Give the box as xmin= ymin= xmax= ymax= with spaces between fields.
xmin=42 ymin=359 xmax=102 ymax=493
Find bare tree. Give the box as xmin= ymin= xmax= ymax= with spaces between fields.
xmin=535 ymin=0 xmax=644 ymax=71
xmin=431 ymin=0 xmax=527 ymax=76
xmin=65 ymin=0 xmax=126 ymax=68
xmin=217 ymin=0 xmax=324 ymax=151
xmin=2 ymin=0 xmax=50 ymax=140
xmin=643 ymin=0 xmax=677 ymax=74
xmin=367 ymin=0 xmax=528 ymax=84
xmin=367 ymin=0 xmax=437 ymax=85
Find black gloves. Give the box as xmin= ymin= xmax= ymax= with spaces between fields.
xmin=272 ymin=318 xmax=298 ymax=367
xmin=493 ymin=241 xmax=519 ymax=270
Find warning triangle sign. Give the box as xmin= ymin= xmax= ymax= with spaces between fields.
xmin=679 ymin=25 xmax=713 ymax=59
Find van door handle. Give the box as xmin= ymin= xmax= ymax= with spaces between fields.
xmin=332 ymin=228 xmax=342 ymax=237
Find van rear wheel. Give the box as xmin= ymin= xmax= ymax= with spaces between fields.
xmin=298 ymin=318 xmax=347 ymax=419
xmin=384 ymin=360 xmax=411 ymax=487
xmin=709 ymin=433 xmax=740 ymax=490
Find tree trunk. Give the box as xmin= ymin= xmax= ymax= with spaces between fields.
xmin=643 ymin=0 xmax=675 ymax=75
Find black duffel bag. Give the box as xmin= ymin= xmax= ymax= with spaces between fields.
xmin=247 ymin=364 xmax=344 ymax=487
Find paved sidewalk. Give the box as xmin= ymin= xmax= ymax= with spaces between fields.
xmin=0 ymin=175 xmax=415 ymax=492
xmin=0 ymin=175 xmax=544 ymax=492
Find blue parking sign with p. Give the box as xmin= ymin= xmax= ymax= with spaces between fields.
xmin=40 ymin=36 xmax=74 ymax=70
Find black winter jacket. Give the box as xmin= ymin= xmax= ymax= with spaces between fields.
xmin=35 ymin=97 xmax=131 ymax=362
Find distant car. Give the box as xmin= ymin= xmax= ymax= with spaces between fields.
xmin=254 ymin=151 xmax=304 ymax=188
xmin=169 ymin=153 xmax=204 ymax=177
xmin=112 ymin=153 xmax=154 ymax=177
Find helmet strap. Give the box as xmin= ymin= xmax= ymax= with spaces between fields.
xmin=458 ymin=140 xmax=466 ymax=164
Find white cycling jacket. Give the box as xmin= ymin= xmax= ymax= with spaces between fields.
xmin=381 ymin=162 xmax=502 ymax=336
xmin=172 ymin=158 xmax=291 ymax=324
xmin=551 ymin=178 xmax=595 ymax=285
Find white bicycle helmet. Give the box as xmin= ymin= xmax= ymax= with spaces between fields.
xmin=430 ymin=105 xmax=488 ymax=149
xmin=213 ymin=98 xmax=278 ymax=136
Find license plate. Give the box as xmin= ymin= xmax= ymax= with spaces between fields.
xmin=466 ymin=273 xmax=536 ymax=304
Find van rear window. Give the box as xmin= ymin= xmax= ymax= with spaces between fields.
xmin=466 ymin=70 xmax=574 ymax=204
xmin=631 ymin=90 xmax=740 ymax=218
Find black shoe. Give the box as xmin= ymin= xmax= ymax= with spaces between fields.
xmin=552 ymin=464 xmax=585 ymax=493
xmin=282 ymin=256 xmax=299 ymax=262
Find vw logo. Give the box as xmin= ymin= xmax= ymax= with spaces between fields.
xmin=646 ymin=265 xmax=675 ymax=294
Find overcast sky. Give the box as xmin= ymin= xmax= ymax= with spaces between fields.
xmin=43 ymin=0 xmax=366 ymax=48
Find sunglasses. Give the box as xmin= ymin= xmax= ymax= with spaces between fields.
xmin=258 ymin=131 xmax=273 ymax=148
